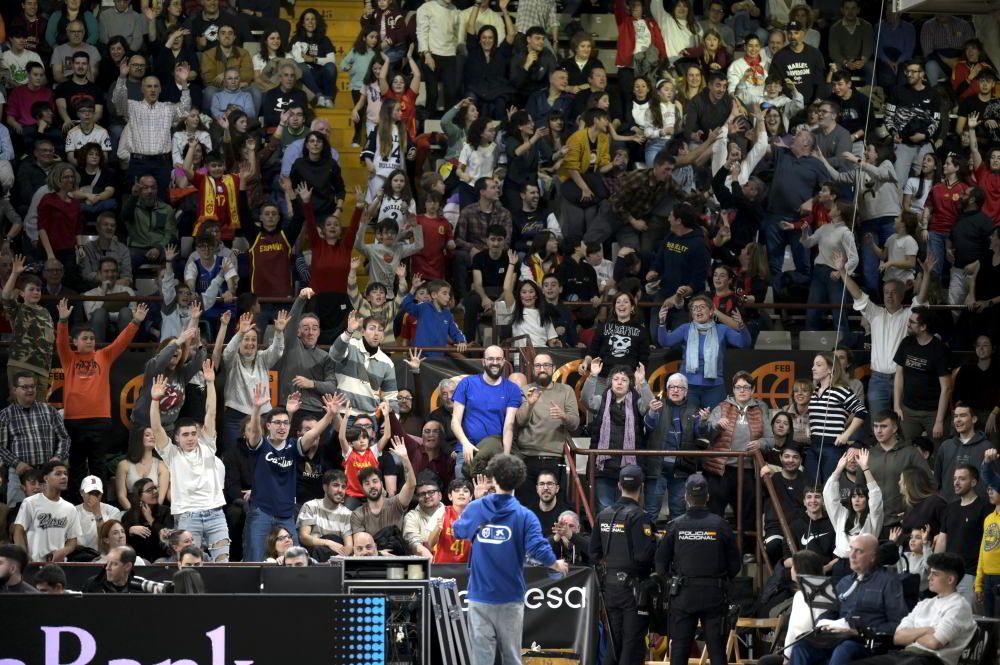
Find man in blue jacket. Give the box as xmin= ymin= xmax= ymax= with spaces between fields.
xmin=454 ymin=454 xmax=569 ymax=665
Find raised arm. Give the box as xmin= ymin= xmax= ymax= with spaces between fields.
xmin=392 ymin=436 xmax=416 ymax=506
xmin=149 ymin=375 xmax=172 ymax=454
xmin=202 ymin=358 xmax=217 ymax=439
xmin=969 ymin=112 xmax=983 ymax=170
xmin=1 ymin=254 xmax=26 ymax=301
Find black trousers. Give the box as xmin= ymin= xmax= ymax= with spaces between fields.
xmin=849 ymin=653 xmax=945 ymax=665
xmin=605 ymin=582 xmax=650 ymax=665
xmin=66 ymin=418 xmax=114 ymax=500
xmin=225 ymin=498 xmax=248 ymax=562
xmin=706 ymin=466 xmax=755 ymax=545
xmin=419 ymin=54 xmax=460 ymax=111
xmin=669 ymin=589 xmax=727 ymax=665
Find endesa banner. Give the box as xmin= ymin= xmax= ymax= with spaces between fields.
xmin=434 ymin=564 xmax=600 ymax=663
xmin=0 ymin=594 xmax=385 ymax=665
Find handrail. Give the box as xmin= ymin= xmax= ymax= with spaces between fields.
xmin=562 ymin=442 xmax=595 ymax=529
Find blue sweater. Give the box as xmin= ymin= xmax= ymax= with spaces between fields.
xmin=400 ymin=294 xmax=466 ymax=357
xmin=657 ymin=322 xmax=751 ymax=386
xmin=453 ymin=493 xmax=556 ymax=604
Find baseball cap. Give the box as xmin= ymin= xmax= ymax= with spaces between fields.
xmin=786 ymin=20 xmax=804 ymax=31
xmin=80 ymin=475 xmax=103 ymax=494
xmin=685 ymin=473 xmax=709 ymax=499
xmin=619 ymin=464 xmax=644 ymax=490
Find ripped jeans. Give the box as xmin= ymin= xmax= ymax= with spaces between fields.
xmin=177 ymin=508 xmax=231 ymax=561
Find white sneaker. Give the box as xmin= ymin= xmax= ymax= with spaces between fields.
xmin=317 ymin=96 xmax=333 ymax=108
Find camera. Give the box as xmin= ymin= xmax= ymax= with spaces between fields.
xmin=129 ymin=576 xmax=174 ymax=594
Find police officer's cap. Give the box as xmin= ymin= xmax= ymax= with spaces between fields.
xmin=685 ymin=473 xmax=709 ymax=499
xmin=619 ymin=464 xmax=644 ymax=490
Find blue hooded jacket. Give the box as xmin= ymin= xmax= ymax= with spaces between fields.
xmin=453 ymin=492 xmax=557 ymax=604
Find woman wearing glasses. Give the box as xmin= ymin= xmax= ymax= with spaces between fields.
xmin=122 ymin=478 xmax=174 ymax=564
xmin=656 ymin=293 xmax=751 ymax=410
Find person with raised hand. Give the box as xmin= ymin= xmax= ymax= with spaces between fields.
xmin=1 ymin=254 xmax=55 ymax=398
xmin=330 ymin=308 xmax=399 ymax=417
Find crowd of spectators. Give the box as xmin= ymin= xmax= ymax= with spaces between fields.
xmin=0 ymin=0 xmax=999 ymax=662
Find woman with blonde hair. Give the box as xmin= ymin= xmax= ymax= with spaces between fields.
xmin=805 ymin=352 xmax=866 ymax=483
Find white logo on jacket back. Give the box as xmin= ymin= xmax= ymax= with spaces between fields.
xmin=478 ymin=525 xmax=512 ymax=544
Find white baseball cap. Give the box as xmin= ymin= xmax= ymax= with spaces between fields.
xmin=80 ymin=476 xmax=103 ymax=494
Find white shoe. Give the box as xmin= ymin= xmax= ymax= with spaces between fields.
xmin=317 ymin=96 xmax=333 ymax=108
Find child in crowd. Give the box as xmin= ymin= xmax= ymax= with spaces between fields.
xmin=347 ymin=256 xmax=407 ymax=346
xmin=355 ymin=212 xmax=423 ymax=293
xmin=184 ymin=147 xmax=245 ymax=242
xmin=339 ymin=401 xmax=392 ymax=509
xmin=400 ymin=279 xmax=467 ymax=357
xmin=410 ymin=191 xmax=454 ymax=281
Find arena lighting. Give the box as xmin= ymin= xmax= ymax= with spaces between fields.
xmin=893 ymin=0 xmax=1000 ymax=13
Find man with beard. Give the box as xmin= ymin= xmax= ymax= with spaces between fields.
xmin=452 ymin=346 xmax=523 ymax=476
xmin=528 ymin=471 xmax=570 ymax=535
xmin=760 ymin=445 xmax=807 ymax=569
xmin=429 ymin=378 xmax=458 ymax=446
xmin=13 ymin=460 xmax=80 ymax=563
xmin=276 ymin=287 xmax=339 ymax=430
xmin=350 ymin=439 xmax=416 ymax=537
xmin=768 ymin=21 xmax=827 ymax=103
xmin=403 ymin=475 xmax=445 ymax=557
xmin=0 ymin=544 xmax=38 ymax=593
xmin=396 ymin=388 xmax=422 ymax=437
xmin=514 ymin=352 xmax=579 ymax=503
xmin=330 ymin=310 xmax=399 ymax=416
xmin=935 ymin=464 xmax=993 ymax=608
xmin=298 ymin=470 xmax=354 ymax=561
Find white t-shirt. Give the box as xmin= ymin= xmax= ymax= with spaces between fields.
xmin=65 ymin=124 xmax=112 ymax=155
xmin=74 ymin=502 xmax=124 ymax=551
xmin=14 ymin=493 xmax=82 ymax=562
xmin=511 ymin=308 xmax=559 ymax=347
xmin=902 ymin=176 xmax=934 ymax=215
xmin=458 ymin=142 xmax=498 ymax=182
xmin=297 ymin=498 xmax=353 ymax=541
xmin=884 ymin=233 xmax=919 ymax=284
xmin=160 ymin=434 xmax=226 ymax=515
xmin=633 ymin=19 xmax=652 ymax=55
xmin=1 ymin=50 xmax=43 ymax=87
xmin=378 ymin=195 xmax=416 ymax=225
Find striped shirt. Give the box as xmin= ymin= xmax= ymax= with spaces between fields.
xmin=113 ymin=78 xmax=191 ymax=155
xmin=0 ymin=401 xmax=71 ymax=467
xmin=807 ymin=384 xmax=867 ymax=440
xmin=328 ymin=333 xmax=399 ymax=416
xmin=514 ymin=0 xmax=559 ymax=34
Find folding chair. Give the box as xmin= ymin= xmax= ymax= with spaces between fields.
xmin=780 ymin=575 xmax=839 ymax=653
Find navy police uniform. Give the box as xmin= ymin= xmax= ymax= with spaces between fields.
xmin=656 ymin=474 xmax=741 ymax=665
xmin=588 ymin=465 xmax=657 ymax=665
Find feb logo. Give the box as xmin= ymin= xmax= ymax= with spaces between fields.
xmin=751 ymin=361 xmax=796 ymax=409
xmin=478 ymin=525 xmax=512 ymax=544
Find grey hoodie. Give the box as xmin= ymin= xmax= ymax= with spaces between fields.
xmin=935 ymin=430 xmax=993 ymax=501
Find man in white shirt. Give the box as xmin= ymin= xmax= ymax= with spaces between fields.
xmin=12 ymin=460 xmax=81 ymax=562
xmin=415 ymin=0 xmax=463 ymax=111
xmin=851 ymin=552 xmax=976 ymax=665
xmin=298 ymin=469 xmax=354 ymax=560
xmin=402 ymin=475 xmax=445 ymax=557
xmin=74 ymin=475 xmax=123 ymax=552
xmin=834 ymin=250 xmax=933 ymax=420
xmin=151 ymin=361 xmax=230 ymax=561
xmin=82 ymin=257 xmax=137 ymax=344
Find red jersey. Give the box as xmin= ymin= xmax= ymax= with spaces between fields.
xmin=383 ymin=88 xmax=418 ymax=138
xmin=432 ymin=506 xmax=469 ymax=563
xmin=305 ymin=203 xmax=361 ymax=293
xmin=249 ymin=230 xmax=292 ymax=297
xmin=343 ymin=447 xmax=379 ymax=498
xmin=974 ymin=163 xmax=1000 ymax=225
xmin=928 ymin=180 xmax=971 ymax=233
xmin=193 ymin=172 xmax=241 ymax=241
xmin=411 ymin=214 xmax=452 ymax=280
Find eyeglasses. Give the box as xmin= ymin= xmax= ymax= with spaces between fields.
xmin=398 ymin=395 xmax=413 ymax=401
xmin=666 ymin=385 xmax=687 ymax=391
xmin=416 ymin=490 xmax=439 ymax=498
xmin=421 ymin=427 xmax=440 ymax=434
xmin=734 ymin=384 xmax=753 ymax=391
xmin=15 ymin=384 xmax=36 ymax=390
xmin=533 ymin=362 xmax=554 ymax=369
xmin=537 ymin=481 xmax=558 ymax=487
xmin=277 ymin=534 xmax=293 ymax=541
xmin=142 ymin=486 xmax=158 ymax=494
xmin=270 ymin=420 xmax=290 ymax=426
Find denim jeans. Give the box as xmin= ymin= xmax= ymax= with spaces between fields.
xmin=644 ymin=463 xmax=688 ymax=521
xmin=469 ymin=600 xmax=524 ymax=665
xmin=762 ymin=214 xmax=810 ymax=291
xmin=645 ymin=137 xmax=668 ymax=167
xmin=807 ymin=264 xmax=851 ymax=335
xmin=596 ymin=476 xmax=620 ymax=514
xmin=243 ymin=504 xmax=298 ymax=562
xmin=803 ymin=436 xmax=842 ymax=487
xmin=300 ymin=62 xmax=339 ymax=100
xmin=927 ymin=230 xmax=949 ymax=280
xmin=983 ymin=573 xmax=1000 ymax=617
xmin=867 ymin=371 xmax=894 ymax=422
xmin=177 ymin=508 xmax=231 ymax=561
xmin=687 ymin=383 xmax=727 ymax=411
xmin=859 ymin=217 xmax=897 ymax=295
xmin=6 ymin=467 xmax=25 ymax=506
xmin=790 ymin=638 xmax=870 ymax=665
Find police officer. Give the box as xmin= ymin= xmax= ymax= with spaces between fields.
xmin=588 ymin=464 xmax=657 ymax=665
xmin=656 ymin=473 xmax=741 ymax=665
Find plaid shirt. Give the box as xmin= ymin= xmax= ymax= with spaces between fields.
xmin=455 ymin=202 xmax=513 ymax=253
xmin=113 ymin=79 xmax=191 ymax=156
xmin=514 ymin=0 xmax=559 ymax=34
xmin=0 ymin=401 xmax=71 ymax=467
xmin=609 ymin=169 xmax=677 ymax=220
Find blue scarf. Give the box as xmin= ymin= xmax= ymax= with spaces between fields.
xmin=685 ymin=321 xmax=720 ymax=380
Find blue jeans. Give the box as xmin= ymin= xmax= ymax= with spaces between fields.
xmin=6 ymin=467 xmax=25 ymax=506
xmin=790 ymin=639 xmax=870 ymax=665
xmin=803 ymin=436 xmax=842 ymax=487
xmin=687 ymin=383 xmax=727 ymax=411
xmin=596 ymin=476 xmax=620 ymax=514
xmin=867 ymin=371 xmax=894 ymax=422
xmin=860 ymin=216 xmax=896 ymax=294
xmin=645 ymin=138 xmax=668 ymax=167
xmin=300 ymin=62 xmax=338 ymax=99
xmin=243 ymin=504 xmax=298 ymax=562
xmin=176 ymin=508 xmax=231 ymax=561
xmin=469 ymin=600 xmax=524 ymax=665
xmin=807 ymin=264 xmax=851 ymax=335
xmin=928 ymin=230 xmax=949 ymax=280
xmin=763 ymin=214 xmax=810 ymax=292
xmin=644 ymin=463 xmax=688 ymax=521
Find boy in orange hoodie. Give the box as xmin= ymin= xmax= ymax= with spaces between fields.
xmin=56 ymin=298 xmax=148 ymax=495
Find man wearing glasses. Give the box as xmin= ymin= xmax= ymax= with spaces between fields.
xmin=402 ymin=476 xmax=445 ymax=558
xmin=513 ymin=352 xmax=579 ymax=503
xmin=643 ymin=372 xmax=701 ymax=521
xmin=885 ymin=59 xmax=942 ymax=185
xmin=452 ymin=346 xmax=524 ymax=478
xmin=50 ymin=21 xmax=101 ymax=84
xmin=0 ymin=372 xmax=70 ymax=506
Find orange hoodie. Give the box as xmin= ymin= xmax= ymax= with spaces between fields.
xmin=56 ymin=320 xmax=138 ymax=421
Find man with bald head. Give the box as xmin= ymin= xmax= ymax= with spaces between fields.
xmin=353 ymin=532 xmax=378 ymax=556
xmin=113 ymin=57 xmax=192 ymax=200
xmin=452 ymin=346 xmax=524 ymax=478
xmin=514 ymin=352 xmax=579 ymax=502
xmin=790 ymin=533 xmax=909 ymax=665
